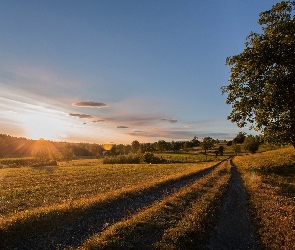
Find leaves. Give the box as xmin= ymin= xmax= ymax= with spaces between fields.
xmin=222 ymin=1 xmax=295 ymax=147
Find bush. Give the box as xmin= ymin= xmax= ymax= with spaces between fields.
xmin=103 ymin=155 xmax=141 ymax=164
xmin=243 ymin=136 xmax=259 ymax=153
xmin=0 ymin=158 xmax=39 ymax=168
xmin=142 ymin=152 xmax=167 ymax=164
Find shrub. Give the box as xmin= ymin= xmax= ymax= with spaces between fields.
xmin=103 ymin=155 xmax=141 ymax=164
xmin=142 ymin=152 xmax=167 ymax=164
xmin=243 ymin=135 xmax=259 ymax=153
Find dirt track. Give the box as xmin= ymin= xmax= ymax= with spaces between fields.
xmin=4 ymin=160 xmax=261 ymax=250
xmin=206 ymin=161 xmax=260 ymax=250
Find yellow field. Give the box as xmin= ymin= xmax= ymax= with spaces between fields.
xmin=233 ymin=147 xmax=295 ymax=249
xmin=0 ymin=160 xmax=217 ymax=218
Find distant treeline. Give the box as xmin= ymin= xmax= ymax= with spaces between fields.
xmin=0 ymin=134 xmax=203 ymax=158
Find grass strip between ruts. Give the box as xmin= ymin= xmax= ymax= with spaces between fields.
xmin=0 ymin=163 xmax=218 ymax=248
xmin=81 ymin=160 xmax=231 ymax=249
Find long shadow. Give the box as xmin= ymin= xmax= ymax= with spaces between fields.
xmin=2 ymin=162 xmax=223 ymax=250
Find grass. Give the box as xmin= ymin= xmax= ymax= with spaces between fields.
xmin=81 ymin=160 xmax=231 ymax=249
xmin=0 ymin=160 xmax=218 ymax=247
xmin=155 ymin=152 xmax=228 ymax=163
xmin=233 ymin=146 xmax=295 ymax=249
xmin=0 ymin=160 xmax=219 ymax=217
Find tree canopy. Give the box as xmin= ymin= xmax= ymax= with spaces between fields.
xmin=201 ymin=137 xmax=215 ymax=154
xmin=222 ymin=1 xmax=295 ymax=148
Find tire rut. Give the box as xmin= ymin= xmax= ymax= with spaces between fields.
xmin=206 ymin=160 xmax=260 ymax=250
xmin=6 ymin=162 xmax=222 ymax=250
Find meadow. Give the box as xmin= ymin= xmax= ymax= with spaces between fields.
xmin=0 ymin=159 xmax=219 ymax=248
xmin=233 ymin=147 xmax=295 ymax=249
xmin=81 ymin=160 xmax=231 ymax=249
xmin=0 ymin=160 xmax=218 ymax=217
xmin=1 ymin=146 xmax=295 ymax=249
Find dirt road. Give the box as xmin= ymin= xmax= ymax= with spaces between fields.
xmin=206 ymin=161 xmax=260 ymax=250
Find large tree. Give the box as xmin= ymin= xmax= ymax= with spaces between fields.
xmin=221 ymin=1 xmax=295 ymax=148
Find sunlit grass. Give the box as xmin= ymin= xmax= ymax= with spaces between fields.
xmin=0 ymin=160 xmax=219 ymax=218
xmin=81 ymin=160 xmax=230 ymax=249
xmin=156 ymin=152 xmax=228 ymax=162
xmin=0 ymin=160 xmax=219 ymax=247
xmin=233 ymin=147 xmax=295 ymax=249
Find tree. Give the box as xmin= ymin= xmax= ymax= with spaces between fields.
xmin=191 ymin=136 xmax=200 ymax=147
xmin=59 ymin=144 xmax=74 ymax=161
xmin=221 ymin=1 xmax=295 ymax=148
xmin=155 ymin=140 xmax=168 ymax=152
xmin=201 ymin=137 xmax=215 ymax=155
xmin=218 ymin=145 xmax=224 ymax=156
xmin=232 ymin=143 xmax=241 ymax=156
xmin=131 ymin=140 xmax=140 ymax=153
xmin=233 ymin=132 xmax=246 ymax=144
xmin=31 ymin=139 xmax=60 ymax=164
xmin=183 ymin=141 xmax=191 ymax=151
xmin=243 ymin=135 xmax=260 ymax=153
xmin=171 ymin=141 xmax=182 ymax=152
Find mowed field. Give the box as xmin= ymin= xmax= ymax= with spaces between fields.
xmin=0 ymin=158 xmax=223 ymax=249
xmin=1 ymin=147 xmax=295 ymax=249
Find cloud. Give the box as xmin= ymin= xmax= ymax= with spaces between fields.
xmin=68 ymin=113 xmax=93 ymax=119
xmin=161 ymin=117 xmax=178 ymax=123
xmin=117 ymin=125 xmax=129 ymax=129
xmin=92 ymin=119 xmax=108 ymax=123
xmin=72 ymin=101 xmax=109 ymax=108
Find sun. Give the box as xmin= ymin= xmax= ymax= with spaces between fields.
xmin=23 ymin=113 xmax=64 ymax=141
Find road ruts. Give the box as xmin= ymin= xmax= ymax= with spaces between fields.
xmin=206 ymin=160 xmax=261 ymax=250
xmin=4 ymin=161 xmax=224 ymax=250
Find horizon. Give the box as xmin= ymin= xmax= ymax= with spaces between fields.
xmin=0 ymin=1 xmax=277 ymax=144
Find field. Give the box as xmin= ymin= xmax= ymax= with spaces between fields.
xmin=233 ymin=147 xmax=295 ymax=249
xmin=1 ymin=147 xmax=295 ymax=249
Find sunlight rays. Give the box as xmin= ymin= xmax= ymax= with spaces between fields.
xmin=23 ymin=113 xmax=64 ymax=141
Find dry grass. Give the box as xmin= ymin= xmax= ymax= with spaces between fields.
xmin=0 ymin=160 xmax=217 ymax=217
xmin=81 ymin=160 xmax=231 ymax=249
xmin=233 ymin=147 xmax=295 ymax=249
xmin=0 ymin=160 xmax=217 ymax=247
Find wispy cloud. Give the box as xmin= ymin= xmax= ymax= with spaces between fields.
xmin=68 ymin=113 xmax=93 ymax=119
xmin=92 ymin=119 xmax=108 ymax=123
xmin=72 ymin=101 xmax=109 ymax=108
xmin=161 ymin=117 xmax=178 ymax=123
xmin=117 ymin=125 xmax=129 ymax=129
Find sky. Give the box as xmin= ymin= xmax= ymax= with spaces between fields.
xmin=0 ymin=0 xmax=280 ymax=144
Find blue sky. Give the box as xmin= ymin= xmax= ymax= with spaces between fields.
xmin=0 ymin=0 xmax=280 ymax=144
